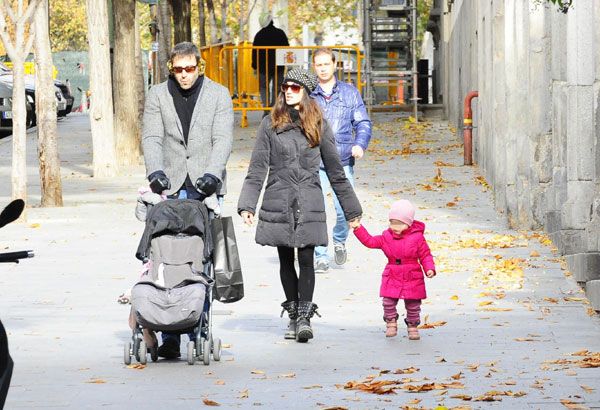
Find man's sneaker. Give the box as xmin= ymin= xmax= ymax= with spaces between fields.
xmin=333 ymin=242 xmax=347 ymax=265
xmin=157 ymin=338 xmax=181 ymax=359
xmin=315 ymin=259 xmax=329 ymax=274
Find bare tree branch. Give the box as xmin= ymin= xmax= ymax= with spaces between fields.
xmin=0 ymin=6 xmax=18 ymax=59
xmin=2 ymin=0 xmax=17 ymax=24
xmin=20 ymin=0 xmax=41 ymax=26
xmin=23 ymin=21 xmax=35 ymax=56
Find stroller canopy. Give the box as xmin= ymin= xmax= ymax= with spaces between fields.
xmin=136 ymin=199 xmax=213 ymax=262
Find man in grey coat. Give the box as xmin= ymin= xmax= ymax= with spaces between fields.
xmin=141 ymin=41 xmax=233 ymax=359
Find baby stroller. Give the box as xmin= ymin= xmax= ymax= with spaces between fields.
xmin=124 ymin=199 xmax=222 ymax=365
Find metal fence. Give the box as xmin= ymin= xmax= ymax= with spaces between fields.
xmin=202 ymin=43 xmax=363 ymax=127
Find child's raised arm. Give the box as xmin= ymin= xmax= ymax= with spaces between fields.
xmin=353 ymin=224 xmax=384 ymax=249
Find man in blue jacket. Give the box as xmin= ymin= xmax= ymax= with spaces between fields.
xmin=311 ymin=48 xmax=372 ymax=273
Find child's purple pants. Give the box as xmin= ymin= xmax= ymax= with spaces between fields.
xmin=382 ymin=297 xmax=421 ymax=324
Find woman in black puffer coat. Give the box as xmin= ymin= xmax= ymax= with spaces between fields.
xmin=237 ymin=68 xmax=362 ymax=343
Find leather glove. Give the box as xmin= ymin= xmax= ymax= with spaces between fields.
xmin=148 ymin=170 xmax=170 ymax=194
xmin=195 ymin=173 xmax=220 ymax=199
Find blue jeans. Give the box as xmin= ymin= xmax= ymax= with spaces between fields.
xmin=315 ymin=165 xmax=354 ymax=262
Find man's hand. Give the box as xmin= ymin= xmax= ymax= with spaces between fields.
xmin=195 ymin=173 xmax=220 ymax=198
xmin=351 ymin=145 xmax=364 ymax=159
xmin=148 ymin=170 xmax=170 ymax=194
xmin=426 ymin=270 xmax=436 ymax=278
xmin=241 ymin=211 xmax=254 ymax=226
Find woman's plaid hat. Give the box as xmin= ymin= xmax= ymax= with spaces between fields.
xmin=283 ymin=68 xmax=318 ymax=93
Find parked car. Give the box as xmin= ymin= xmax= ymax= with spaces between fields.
xmin=0 ymin=62 xmax=70 ymax=125
xmin=54 ymin=80 xmax=74 ymax=117
xmin=0 ymin=81 xmax=35 ymax=137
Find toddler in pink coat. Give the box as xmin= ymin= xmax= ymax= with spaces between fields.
xmin=351 ymin=199 xmax=436 ymax=339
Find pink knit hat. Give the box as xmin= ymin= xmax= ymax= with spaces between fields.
xmin=389 ymin=199 xmax=416 ymax=226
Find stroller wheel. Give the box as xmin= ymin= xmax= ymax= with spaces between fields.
xmin=212 ymin=337 xmax=222 ymax=362
xmin=149 ymin=346 xmax=158 ymax=362
xmin=124 ymin=342 xmax=132 ymax=365
xmin=202 ymin=339 xmax=211 ymax=365
xmin=138 ymin=341 xmax=147 ymax=365
xmin=187 ymin=341 xmax=195 ymax=365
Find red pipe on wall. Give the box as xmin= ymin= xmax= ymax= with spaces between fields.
xmin=463 ymin=91 xmax=479 ymax=165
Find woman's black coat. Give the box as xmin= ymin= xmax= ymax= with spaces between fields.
xmin=237 ymin=116 xmax=362 ymax=248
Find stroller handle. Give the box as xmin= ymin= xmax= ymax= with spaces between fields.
xmin=0 ymin=250 xmax=34 ymax=263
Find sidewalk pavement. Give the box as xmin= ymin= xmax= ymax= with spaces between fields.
xmin=1 ymin=112 xmax=599 ymax=409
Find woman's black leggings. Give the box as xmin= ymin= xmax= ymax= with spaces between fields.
xmin=277 ymin=246 xmax=315 ymax=302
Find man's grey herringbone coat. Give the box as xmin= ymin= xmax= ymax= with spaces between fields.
xmin=142 ymin=76 xmax=233 ymax=196
xmin=237 ymin=116 xmax=362 ymax=248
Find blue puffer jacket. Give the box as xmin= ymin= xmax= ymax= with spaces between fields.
xmin=311 ymin=80 xmax=372 ymax=167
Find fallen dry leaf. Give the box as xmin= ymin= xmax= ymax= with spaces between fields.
xmin=560 ymin=399 xmax=589 ymax=409
xmin=85 ymin=378 xmax=107 ymax=384
xmin=418 ymin=321 xmax=447 ymax=329
xmin=564 ymin=297 xmax=588 ymax=303
xmin=126 ymin=364 xmax=146 ymax=370
xmin=251 ymin=369 xmax=265 ymax=374
xmin=530 ymin=250 xmax=540 ymax=257
xmin=451 ymin=372 xmax=463 ymax=380
xmin=394 ymin=367 xmax=420 ymax=374
xmin=278 ymin=373 xmax=296 ymax=378
xmin=451 ymin=394 xmax=473 ymax=401
xmin=450 ymin=295 xmax=459 ymax=300
xmin=238 ymin=389 xmax=249 ymax=399
xmin=202 ymin=398 xmax=220 ymax=406
xmin=581 ymin=385 xmax=595 ymax=393
xmin=344 ymin=379 xmax=400 ymax=395
xmin=215 ymin=380 xmax=225 ymax=385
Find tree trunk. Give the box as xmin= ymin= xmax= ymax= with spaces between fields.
xmin=206 ymin=0 xmax=218 ymax=44
xmin=86 ymin=0 xmax=117 ymax=177
xmin=220 ymin=0 xmax=228 ymax=41
xmin=157 ymin=0 xmax=172 ymax=82
xmin=34 ymin=0 xmax=62 ymax=207
xmin=113 ymin=0 xmax=141 ymax=167
xmin=171 ymin=0 xmax=192 ymax=44
xmin=0 ymin=0 xmax=42 ymax=213
xmin=198 ymin=0 xmax=206 ymax=46
xmin=135 ymin=4 xmax=145 ymax=124
xmin=11 ymin=59 xmax=28 ymax=205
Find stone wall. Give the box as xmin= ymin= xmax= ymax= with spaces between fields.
xmin=433 ymin=0 xmax=600 ymax=309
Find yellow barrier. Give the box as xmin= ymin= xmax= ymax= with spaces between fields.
xmin=4 ymin=61 xmax=59 ymax=79
xmin=200 ymin=41 xmax=234 ymax=82
xmin=215 ymin=44 xmax=363 ymax=127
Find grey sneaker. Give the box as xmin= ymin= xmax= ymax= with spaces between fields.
xmin=333 ymin=242 xmax=347 ymax=265
xmin=315 ymin=259 xmax=329 ymax=274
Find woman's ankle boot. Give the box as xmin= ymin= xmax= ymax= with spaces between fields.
xmin=296 ymin=301 xmax=320 ymax=343
xmin=280 ymin=301 xmax=298 ymax=340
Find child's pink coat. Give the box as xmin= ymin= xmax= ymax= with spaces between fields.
xmin=354 ymin=220 xmax=435 ymax=300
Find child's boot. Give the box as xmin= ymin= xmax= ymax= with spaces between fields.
xmin=385 ymin=320 xmax=398 ymax=337
xmin=280 ymin=301 xmax=298 ymax=340
xmin=405 ymin=319 xmax=420 ymax=340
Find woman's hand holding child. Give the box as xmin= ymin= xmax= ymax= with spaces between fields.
xmin=348 ymin=218 xmax=361 ymax=229
xmin=241 ymin=211 xmax=254 ymax=226
xmin=425 ymin=270 xmax=436 ymax=278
